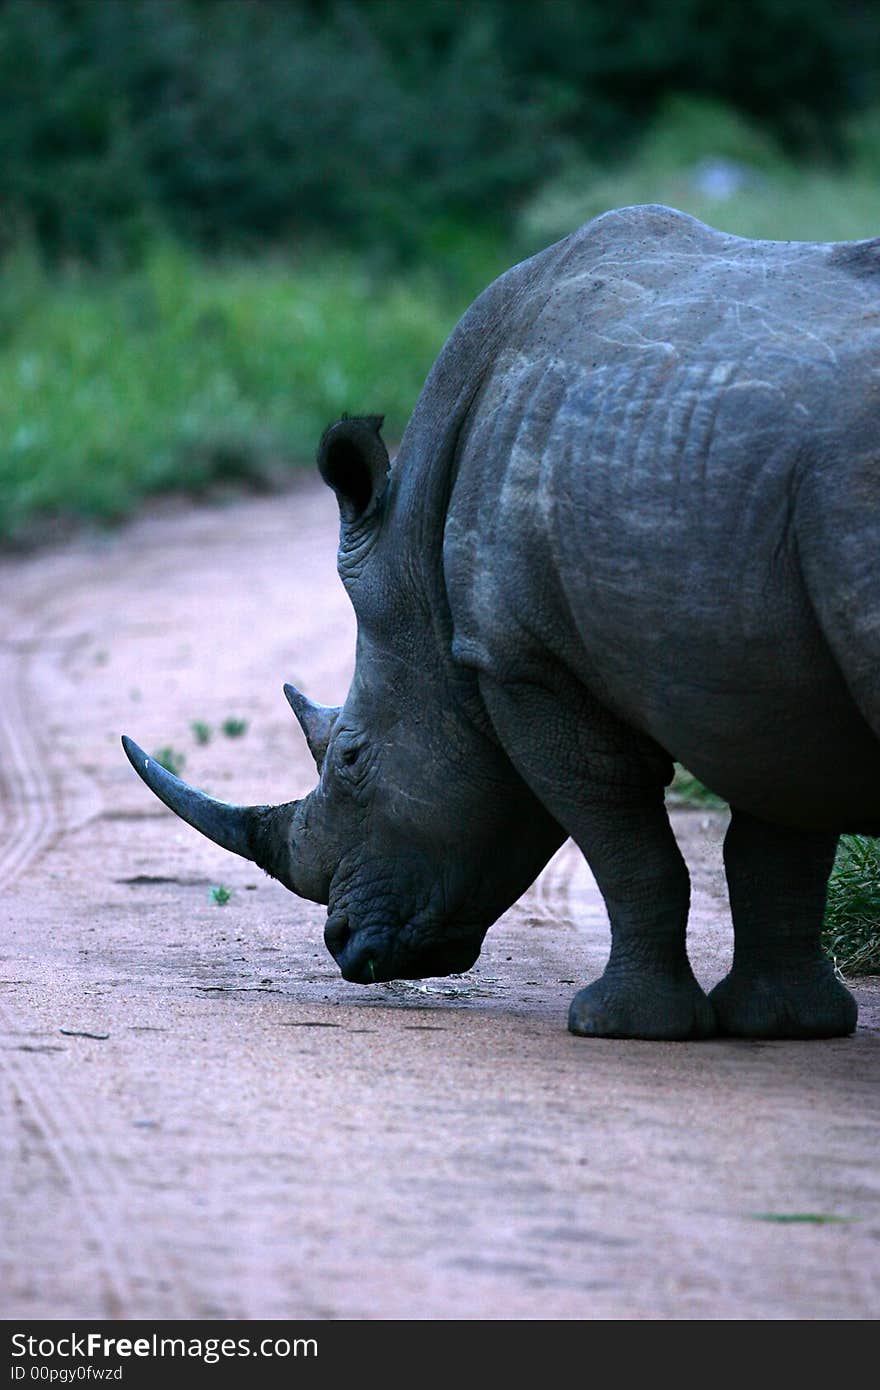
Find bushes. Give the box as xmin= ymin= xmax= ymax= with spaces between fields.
xmin=823 ymin=837 xmax=880 ymax=976
xmin=0 ymin=0 xmax=555 ymax=261
xmin=516 ymin=95 xmax=880 ymax=252
xmin=0 ymin=0 xmax=878 ymax=264
xmin=5 ymin=83 xmax=880 ymax=542
xmin=0 ymin=240 xmax=487 ymax=540
xmin=3 ymin=0 xmax=880 ymax=538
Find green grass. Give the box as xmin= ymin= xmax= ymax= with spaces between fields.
xmin=151 ymin=746 xmax=185 ymax=777
xmin=749 ymin=1212 xmax=852 ymax=1225
xmin=221 ymin=717 xmax=248 ymax=739
xmin=4 ymin=96 xmax=880 ymax=543
xmin=517 ymin=95 xmax=880 ymax=252
xmin=521 ymin=164 xmax=880 ymax=252
xmin=210 ymin=884 xmax=232 ymax=906
xmin=823 ymin=835 xmax=880 ymax=976
xmin=0 ymin=239 xmax=487 ymax=541
xmin=667 ymin=766 xmax=727 ymax=810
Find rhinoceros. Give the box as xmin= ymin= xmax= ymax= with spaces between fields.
xmin=123 ymin=203 xmax=880 ymax=1041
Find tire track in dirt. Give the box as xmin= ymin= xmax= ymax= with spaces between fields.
xmin=0 ymin=662 xmax=60 ymax=882
xmin=527 ymin=838 xmax=576 ymax=929
xmin=0 ymin=590 xmax=192 ymax=1317
xmin=1 ymin=489 xmax=354 ymax=1320
xmin=517 ymin=835 xmax=608 ymax=970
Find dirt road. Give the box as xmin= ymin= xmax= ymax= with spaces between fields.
xmin=1 ymin=478 xmax=878 ymax=1320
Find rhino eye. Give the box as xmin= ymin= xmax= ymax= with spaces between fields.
xmin=340 ymin=744 xmax=363 ymax=767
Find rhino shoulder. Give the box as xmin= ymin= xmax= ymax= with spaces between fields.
xmin=569 ymin=202 xmax=727 ymax=252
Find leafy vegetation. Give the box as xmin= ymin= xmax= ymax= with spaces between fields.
xmin=517 ymin=95 xmax=880 ymax=252
xmin=667 ymin=765 xmax=727 ymax=810
xmin=750 ymin=1212 xmax=852 ymax=1225
xmin=221 ymin=718 xmax=249 ymax=739
xmin=210 ymin=884 xmax=232 ymax=907
xmin=5 ymin=102 xmax=880 ymax=546
xmin=0 ymin=240 xmax=481 ymax=541
xmin=822 ymin=836 xmax=880 ymax=975
xmin=3 ymin=5 xmax=880 ymax=543
xmin=152 ymin=746 xmax=185 ymax=777
xmin=2 ymin=1 xmax=875 ymax=264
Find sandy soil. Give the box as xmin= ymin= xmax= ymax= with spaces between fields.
xmin=1 ymin=477 xmax=878 ymax=1321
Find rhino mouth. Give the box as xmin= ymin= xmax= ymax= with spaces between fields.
xmin=323 ymin=911 xmax=483 ymax=984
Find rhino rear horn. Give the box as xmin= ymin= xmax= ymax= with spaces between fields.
xmin=121 ymin=735 xmax=267 ymax=861
xmin=283 ymin=685 xmax=340 ymax=771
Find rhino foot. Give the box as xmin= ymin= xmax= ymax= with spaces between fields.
xmin=709 ymin=964 xmax=857 ymax=1039
xmin=567 ymin=972 xmax=717 ymax=1041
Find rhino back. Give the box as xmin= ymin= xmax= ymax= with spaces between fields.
xmin=443 ymin=206 xmax=880 ymax=815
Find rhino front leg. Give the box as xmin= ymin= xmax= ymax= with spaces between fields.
xmin=479 ymin=676 xmax=715 ymax=1040
xmin=564 ymin=793 xmax=716 ymax=1040
xmin=711 ymin=809 xmax=857 ymax=1038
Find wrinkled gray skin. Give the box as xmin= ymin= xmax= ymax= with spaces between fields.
xmin=125 ymin=204 xmax=880 ymax=1040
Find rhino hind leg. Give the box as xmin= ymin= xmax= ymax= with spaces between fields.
xmin=710 ymin=809 xmax=857 ymax=1039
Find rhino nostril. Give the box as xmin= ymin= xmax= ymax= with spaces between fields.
xmin=324 ymin=913 xmax=351 ymax=956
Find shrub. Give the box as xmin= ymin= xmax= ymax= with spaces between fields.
xmin=0 ymin=1 xmax=878 ymax=263
xmin=516 ymin=96 xmax=880 ymax=253
xmin=823 ymin=836 xmax=880 ymax=976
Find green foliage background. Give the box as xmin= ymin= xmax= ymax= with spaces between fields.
xmin=1 ymin=0 xmax=879 ymax=264
xmin=2 ymin=0 xmax=880 ymax=542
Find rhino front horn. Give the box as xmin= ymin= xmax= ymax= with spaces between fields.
xmin=121 ymin=735 xmax=268 ymax=861
xmin=283 ymin=684 xmax=339 ymax=770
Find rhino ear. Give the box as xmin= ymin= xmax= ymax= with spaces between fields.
xmin=318 ymin=415 xmax=389 ymax=525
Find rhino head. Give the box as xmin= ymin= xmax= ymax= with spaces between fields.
xmin=123 ymin=416 xmax=563 ymax=983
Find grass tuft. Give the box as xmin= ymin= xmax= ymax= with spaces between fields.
xmin=221 ymin=718 xmax=248 ymax=739
xmin=666 ymin=766 xmax=727 ymax=810
xmin=822 ymin=835 xmax=880 ymax=976
xmin=152 ymin=746 xmax=185 ymax=777
xmin=749 ymin=1212 xmax=852 ymax=1225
